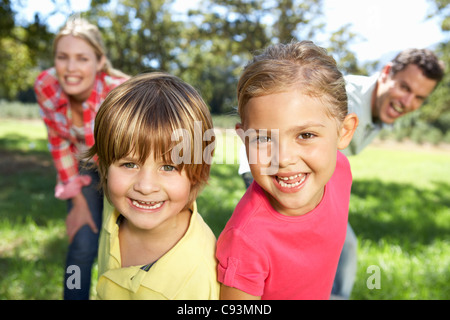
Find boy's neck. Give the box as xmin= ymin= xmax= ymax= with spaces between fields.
xmin=118 ymin=209 xmax=191 ymax=268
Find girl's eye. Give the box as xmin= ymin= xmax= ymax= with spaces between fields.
xmin=257 ymin=136 xmax=271 ymax=143
xmin=299 ymin=133 xmax=315 ymax=140
xmin=162 ymin=165 xmax=176 ymax=172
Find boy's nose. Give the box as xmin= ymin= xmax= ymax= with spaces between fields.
xmin=133 ymin=170 xmax=160 ymax=194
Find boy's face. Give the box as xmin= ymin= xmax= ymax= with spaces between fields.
xmin=106 ymin=152 xmax=192 ymax=232
xmin=239 ymin=90 xmax=349 ymax=217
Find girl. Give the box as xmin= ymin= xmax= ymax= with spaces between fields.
xmin=216 ymin=41 xmax=359 ymax=300
xmin=34 ymin=17 xmax=129 ymax=299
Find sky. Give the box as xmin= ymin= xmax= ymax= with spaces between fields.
xmin=16 ymin=0 xmax=446 ymax=63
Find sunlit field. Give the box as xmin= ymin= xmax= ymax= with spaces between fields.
xmin=0 ymin=118 xmax=449 ymax=299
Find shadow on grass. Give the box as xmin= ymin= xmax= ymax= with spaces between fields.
xmin=0 ymin=231 xmax=68 ymax=299
xmin=349 ymin=179 xmax=450 ymax=249
xmin=0 ymin=146 xmax=65 ymax=227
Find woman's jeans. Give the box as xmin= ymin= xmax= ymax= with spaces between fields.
xmin=63 ymin=165 xmax=103 ymax=300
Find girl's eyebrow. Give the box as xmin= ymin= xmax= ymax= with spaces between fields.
xmin=291 ymin=122 xmax=326 ymax=131
xmin=252 ymin=122 xmax=325 ymax=133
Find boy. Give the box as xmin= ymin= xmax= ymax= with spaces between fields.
xmin=86 ymin=72 xmax=219 ymax=299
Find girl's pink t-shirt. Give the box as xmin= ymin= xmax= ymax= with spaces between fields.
xmin=216 ymin=151 xmax=352 ymax=300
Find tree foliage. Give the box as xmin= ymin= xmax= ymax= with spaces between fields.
xmin=1 ymin=0 xmax=448 ymax=127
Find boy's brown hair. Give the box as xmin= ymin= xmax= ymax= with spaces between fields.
xmin=86 ymin=72 xmax=214 ymax=207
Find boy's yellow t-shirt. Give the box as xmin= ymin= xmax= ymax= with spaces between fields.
xmin=96 ymin=201 xmax=219 ymax=300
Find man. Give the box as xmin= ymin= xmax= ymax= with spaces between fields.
xmin=237 ymin=47 xmax=445 ymax=299
xmin=331 ymin=48 xmax=444 ymax=299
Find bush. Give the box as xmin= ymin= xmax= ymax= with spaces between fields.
xmin=0 ymin=100 xmax=40 ymax=119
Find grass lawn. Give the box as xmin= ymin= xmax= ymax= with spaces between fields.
xmin=0 ymin=118 xmax=449 ymax=300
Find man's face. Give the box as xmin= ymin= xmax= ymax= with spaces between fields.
xmin=374 ymin=64 xmax=437 ymax=124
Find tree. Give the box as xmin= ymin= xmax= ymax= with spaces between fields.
xmin=88 ymin=0 xmax=184 ymax=76
xmin=419 ymin=0 xmax=450 ymax=128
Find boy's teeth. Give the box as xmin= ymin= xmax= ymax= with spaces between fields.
xmin=132 ymin=200 xmax=163 ymax=209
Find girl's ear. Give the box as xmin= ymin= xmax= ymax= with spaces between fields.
xmin=337 ymin=113 xmax=359 ymax=150
xmin=235 ymin=122 xmax=245 ymax=143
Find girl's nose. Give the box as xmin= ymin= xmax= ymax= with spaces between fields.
xmin=274 ymin=139 xmax=297 ymax=169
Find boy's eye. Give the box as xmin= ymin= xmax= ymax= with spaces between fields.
xmin=123 ymin=162 xmax=138 ymax=169
xmin=162 ymin=165 xmax=176 ymax=172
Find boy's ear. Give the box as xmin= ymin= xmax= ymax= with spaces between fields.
xmin=338 ymin=113 xmax=359 ymax=150
xmin=235 ymin=122 xmax=245 ymax=143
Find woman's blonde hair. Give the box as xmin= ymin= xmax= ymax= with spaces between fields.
xmin=86 ymin=72 xmax=214 ymax=207
xmin=53 ymin=16 xmax=128 ymax=78
xmin=237 ymin=40 xmax=348 ymax=128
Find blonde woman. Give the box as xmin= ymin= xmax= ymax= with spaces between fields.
xmin=34 ymin=17 xmax=129 ymax=300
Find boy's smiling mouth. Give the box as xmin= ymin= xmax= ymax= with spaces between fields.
xmin=131 ymin=199 xmax=164 ymax=210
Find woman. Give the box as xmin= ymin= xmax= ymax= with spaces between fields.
xmin=34 ymin=16 xmax=129 ymax=300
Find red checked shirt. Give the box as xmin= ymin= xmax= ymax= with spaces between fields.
xmin=34 ymin=67 xmax=127 ymax=200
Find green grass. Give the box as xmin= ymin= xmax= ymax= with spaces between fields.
xmin=0 ymin=119 xmax=449 ymax=300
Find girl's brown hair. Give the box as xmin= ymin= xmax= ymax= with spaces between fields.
xmin=237 ymin=40 xmax=348 ymax=129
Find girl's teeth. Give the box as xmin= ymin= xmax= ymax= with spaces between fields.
xmin=132 ymin=200 xmax=163 ymax=209
xmin=278 ymin=174 xmax=299 ymax=181
xmin=278 ymin=175 xmax=306 ymax=188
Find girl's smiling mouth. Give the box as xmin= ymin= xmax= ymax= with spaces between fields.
xmin=273 ymin=173 xmax=308 ymax=192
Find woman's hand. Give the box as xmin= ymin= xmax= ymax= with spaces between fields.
xmin=66 ymin=192 xmax=98 ymax=243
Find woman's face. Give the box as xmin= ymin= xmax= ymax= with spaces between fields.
xmin=54 ymin=35 xmax=105 ymax=102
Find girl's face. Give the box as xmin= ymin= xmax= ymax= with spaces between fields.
xmin=107 ymin=152 xmax=192 ymax=233
xmin=240 ymin=89 xmax=352 ymax=217
xmin=54 ymin=35 xmax=105 ymax=102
